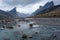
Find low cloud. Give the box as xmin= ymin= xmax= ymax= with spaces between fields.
xmin=0 ymin=0 xmax=60 ymax=14
xmin=3 ymin=0 xmax=42 ymax=6
xmin=52 ymin=0 xmax=60 ymax=5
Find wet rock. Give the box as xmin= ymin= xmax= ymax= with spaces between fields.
xmin=1 ymin=27 xmax=4 ymax=30
xmin=26 ymin=20 xmax=29 ymax=22
xmin=7 ymin=27 xmax=13 ymax=29
xmin=29 ymin=24 xmax=33 ymax=28
xmin=29 ymin=35 xmax=33 ymax=38
xmin=1 ymin=20 xmax=4 ymax=23
xmin=35 ymin=32 xmax=38 ymax=34
xmin=18 ymin=25 xmax=21 ymax=27
xmin=22 ymin=34 xmax=27 ymax=39
xmin=0 ymin=25 xmax=6 ymax=30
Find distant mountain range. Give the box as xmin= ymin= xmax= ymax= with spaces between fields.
xmin=31 ymin=1 xmax=60 ymax=18
xmin=1 ymin=1 xmax=60 ymax=18
xmin=0 ymin=7 xmax=31 ymax=18
xmin=0 ymin=8 xmax=16 ymax=18
xmin=17 ymin=12 xmax=30 ymax=17
xmin=9 ymin=7 xmax=17 ymax=17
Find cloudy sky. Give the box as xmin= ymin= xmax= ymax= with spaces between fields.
xmin=0 ymin=0 xmax=60 ymax=14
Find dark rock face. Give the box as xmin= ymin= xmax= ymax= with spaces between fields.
xmin=0 ymin=7 xmax=17 ymax=19
xmin=9 ymin=7 xmax=16 ymax=14
xmin=9 ymin=7 xmax=17 ymax=18
xmin=32 ymin=1 xmax=55 ymax=16
xmin=0 ymin=10 xmax=13 ymax=18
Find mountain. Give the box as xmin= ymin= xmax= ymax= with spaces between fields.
xmin=0 ymin=7 xmax=18 ymax=19
xmin=31 ymin=5 xmax=60 ymax=18
xmin=9 ymin=7 xmax=17 ymax=18
xmin=9 ymin=7 xmax=30 ymax=18
xmin=0 ymin=9 xmax=13 ymax=18
xmin=32 ymin=1 xmax=55 ymax=16
xmin=17 ymin=12 xmax=30 ymax=17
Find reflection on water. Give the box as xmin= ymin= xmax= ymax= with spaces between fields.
xmin=0 ymin=18 xmax=60 ymax=40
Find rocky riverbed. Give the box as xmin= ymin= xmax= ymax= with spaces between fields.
xmin=0 ymin=18 xmax=60 ymax=40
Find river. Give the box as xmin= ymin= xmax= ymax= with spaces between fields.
xmin=0 ymin=18 xmax=60 ymax=40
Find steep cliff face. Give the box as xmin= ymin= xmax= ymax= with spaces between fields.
xmin=9 ymin=7 xmax=16 ymax=14
xmin=31 ymin=5 xmax=60 ymax=18
xmin=9 ymin=7 xmax=17 ymax=18
xmin=0 ymin=10 xmax=13 ymax=18
xmin=32 ymin=1 xmax=55 ymax=16
xmin=0 ymin=7 xmax=19 ymax=20
xmin=0 ymin=8 xmax=17 ymax=27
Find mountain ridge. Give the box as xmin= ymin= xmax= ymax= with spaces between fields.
xmin=30 ymin=1 xmax=60 ymax=18
xmin=32 ymin=1 xmax=55 ymax=16
xmin=30 ymin=5 xmax=60 ymax=18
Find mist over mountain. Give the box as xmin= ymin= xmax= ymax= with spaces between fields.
xmin=0 ymin=1 xmax=60 ymax=18
xmin=17 ymin=12 xmax=31 ymax=17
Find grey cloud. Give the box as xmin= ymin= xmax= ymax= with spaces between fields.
xmin=3 ymin=0 xmax=60 ymax=6
xmin=46 ymin=0 xmax=60 ymax=5
xmin=3 ymin=0 xmax=42 ymax=6
xmin=52 ymin=0 xmax=60 ymax=5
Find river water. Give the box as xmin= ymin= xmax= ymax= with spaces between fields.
xmin=0 ymin=18 xmax=60 ymax=40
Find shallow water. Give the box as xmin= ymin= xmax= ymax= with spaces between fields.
xmin=0 ymin=18 xmax=60 ymax=40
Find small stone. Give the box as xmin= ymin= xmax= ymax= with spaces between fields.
xmin=1 ymin=27 xmax=4 ymax=30
xmin=35 ymin=32 xmax=38 ymax=34
xmin=22 ymin=34 xmax=27 ymax=39
xmin=29 ymin=35 xmax=33 ymax=38
xmin=7 ymin=27 xmax=13 ymax=29
xmin=29 ymin=24 xmax=33 ymax=28
xmin=18 ymin=25 xmax=21 ymax=27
